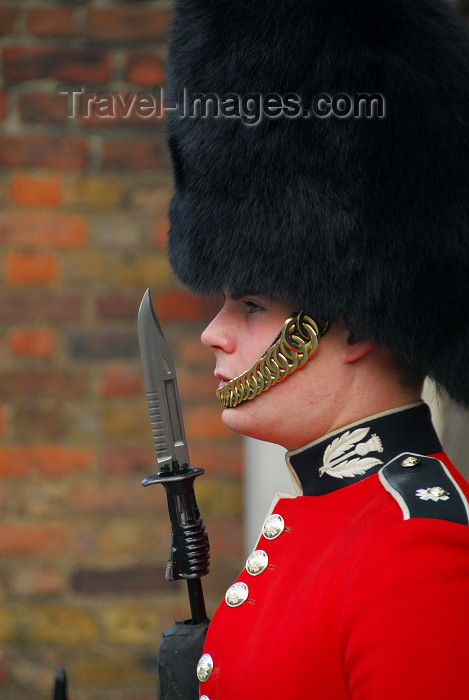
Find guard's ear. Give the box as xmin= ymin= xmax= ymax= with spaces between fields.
xmin=344 ymin=334 xmax=375 ymax=363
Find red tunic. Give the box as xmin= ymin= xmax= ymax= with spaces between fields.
xmin=198 ymin=404 xmax=469 ymax=699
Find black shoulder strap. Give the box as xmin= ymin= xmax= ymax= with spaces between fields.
xmin=379 ymin=453 xmax=469 ymax=525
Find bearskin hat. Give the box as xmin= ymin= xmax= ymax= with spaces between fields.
xmin=166 ymin=0 xmax=469 ymax=406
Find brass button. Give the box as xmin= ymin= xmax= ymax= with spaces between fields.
xmin=225 ymin=582 xmax=249 ymax=607
xmin=200 ymin=696 xmax=210 ymax=700
xmin=246 ymin=549 xmax=269 ymax=576
xmin=197 ymin=654 xmax=213 ymax=683
xmin=262 ymin=514 xmax=285 ymax=539
xmin=197 ymin=654 xmax=213 ymax=682
xmin=401 ymin=456 xmax=420 ymax=467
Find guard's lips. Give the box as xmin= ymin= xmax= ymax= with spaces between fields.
xmin=215 ymin=372 xmax=232 ymax=389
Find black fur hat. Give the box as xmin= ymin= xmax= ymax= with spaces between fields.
xmin=166 ymin=0 xmax=469 ymax=405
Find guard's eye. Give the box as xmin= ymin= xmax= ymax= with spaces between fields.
xmin=245 ymin=300 xmax=264 ymax=313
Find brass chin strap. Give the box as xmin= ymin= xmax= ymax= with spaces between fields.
xmin=216 ymin=312 xmax=329 ymax=408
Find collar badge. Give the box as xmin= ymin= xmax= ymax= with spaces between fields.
xmin=320 ymin=427 xmax=384 ymax=479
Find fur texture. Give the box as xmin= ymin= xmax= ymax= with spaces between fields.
xmin=166 ymin=0 xmax=469 ymax=405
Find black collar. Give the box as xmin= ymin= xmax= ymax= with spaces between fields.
xmin=286 ymin=403 xmax=442 ymax=496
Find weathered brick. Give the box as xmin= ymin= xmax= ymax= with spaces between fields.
xmin=9 ymin=174 xmax=62 ymax=207
xmin=101 ymin=444 xmax=154 ymax=475
xmin=100 ymin=602 xmax=160 ymax=644
xmin=0 ymin=446 xmax=95 ymax=479
xmin=7 ymin=328 xmax=56 ymax=359
xmin=196 ymin=477 xmax=243 ymax=518
xmin=0 ymin=91 xmax=7 ymax=121
xmin=73 ymin=652 xmax=154 ymax=689
xmin=9 ymin=566 xmax=66 ymax=598
xmin=102 ymin=403 xmax=149 ymax=438
xmin=152 ymin=217 xmax=169 ymax=247
xmin=188 ymin=443 xmax=243 ymax=477
xmin=95 ymin=292 xmax=141 ymax=321
xmin=98 ymin=519 xmax=168 ymax=558
xmin=99 ymin=367 xmax=143 ymax=398
xmin=0 ymin=369 xmax=88 ymax=400
xmin=18 ymin=91 xmax=67 ymax=125
xmin=5 ymin=252 xmax=58 ymax=286
xmin=180 ymin=333 xmax=216 ymax=367
xmin=19 ymin=605 xmax=99 ymax=645
xmin=2 ymin=47 xmax=111 ymax=83
xmin=0 ymin=292 xmax=82 ymax=322
xmin=86 ymin=8 xmax=170 ymax=44
xmin=0 ymin=5 xmax=18 ymax=36
xmin=72 ymin=565 xmax=165 ymax=594
xmin=185 ymin=405 xmax=236 ymax=441
xmin=66 ymin=252 xmax=172 ymax=287
xmin=0 ymin=523 xmax=94 ymax=556
xmin=0 ymin=134 xmax=89 ymax=169
xmin=0 ymin=211 xmax=87 ymax=247
xmin=124 ymin=50 xmax=166 ymax=86
xmin=154 ymin=289 xmax=220 ymax=322
xmin=0 ymin=611 xmax=15 ymax=644
xmin=68 ymin=175 xmax=127 ymax=208
xmin=203 ymin=517 xmax=245 ymax=558
xmin=102 ymin=136 xmax=166 ymax=170
xmin=70 ymin=482 xmax=159 ymax=514
xmin=12 ymin=404 xmax=64 ymax=442
xmin=26 ymin=7 xmax=76 ymax=38
xmin=177 ymin=368 xmax=219 ymax=400
xmin=0 ymin=406 xmax=8 ymax=440
xmin=68 ymin=330 xmax=139 ymax=361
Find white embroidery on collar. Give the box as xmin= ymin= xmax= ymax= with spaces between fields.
xmin=319 ymin=427 xmax=384 ymax=479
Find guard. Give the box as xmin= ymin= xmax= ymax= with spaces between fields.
xmin=163 ymin=0 xmax=469 ymax=697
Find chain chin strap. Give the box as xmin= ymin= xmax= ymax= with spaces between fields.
xmin=216 ymin=312 xmax=329 ymax=408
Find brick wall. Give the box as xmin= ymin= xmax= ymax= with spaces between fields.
xmin=0 ymin=2 xmax=244 ymax=698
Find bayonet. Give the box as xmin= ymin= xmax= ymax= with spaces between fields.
xmin=138 ymin=289 xmax=209 ymax=623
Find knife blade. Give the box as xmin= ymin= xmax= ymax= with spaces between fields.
xmin=138 ymin=289 xmax=209 ymax=622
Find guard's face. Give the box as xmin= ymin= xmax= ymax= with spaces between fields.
xmin=201 ymin=296 xmax=345 ymax=449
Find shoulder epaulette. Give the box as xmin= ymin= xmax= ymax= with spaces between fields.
xmin=379 ymin=453 xmax=469 ymax=525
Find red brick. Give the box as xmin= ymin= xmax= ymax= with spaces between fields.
xmin=95 ymin=292 xmax=141 ymax=321
xmin=13 ymin=405 xmax=64 ymax=442
xmin=0 ymin=292 xmax=82 ymax=322
xmin=5 ymin=253 xmax=58 ymax=286
xmin=0 ymin=407 xmax=7 ymax=440
xmin=72 ymin=566 xmax=165 ymax=594
xmin=99 ymin=367 xmax=143 ymax=398
xmin=70 ymin=483 xmax=158 ymax=514
xmin=177 ymin=368 xmax=218 ymax=400
xmin=0 ymin=5 xmax=18 ymax=36
xmin=86 ymin=8 xmax=170 ymax=43
xmin=155 ymin=289 xmax=221 ymax=322
xmin=124 ymin=51 xmax=165 ymax=86
xmin=180 ymin=334 xmax=216 ymax=367
xmin=0 ymin=135 xmax=89 ymax=169
xmin=0 ymin=523 xmax=94 ymax=556
xmin=0 ymin=446 xmax=95 ymax=479
xmin=10 ymin=567 xmax=66 ymax=597
xmin=0 ymin=212 xmax=87 ymax=247
xmin=7 ymin=328 xmax=56 ymax=359
xmin=185 ymin=405 xmax=236 ymax=441
xmin=102 ymin=137 xmax=166 ymax=170
xmin=152 ymin=217 xmax=169 ymax=247
xmin=2 ymin=47 xmax=111 ymax=83
xmin=9 ymin=175 xmax=62 ymax=207
xmin=18 ymin=92 xmax=67 ymax=125
xmin=26 ymin=7 xmax=76 ymax=38
xmin=185 ymin=444 xmax=243 ymax=476
xmin=0 ymin=369 xmax=88 ymax=400
xmin=0 ymin=92 xmax=7 ymax=121
xmin=102 ymin=445 xmax=154 ymax=475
